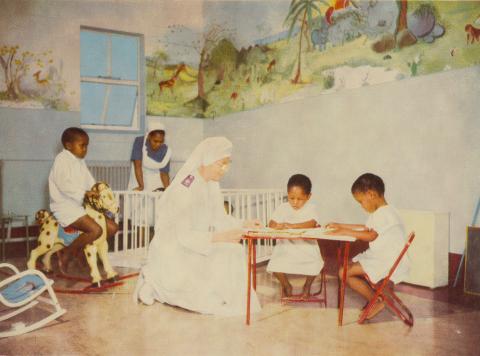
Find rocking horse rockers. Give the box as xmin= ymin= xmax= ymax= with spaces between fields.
xmin=27 ymin=182 xmax=120 ymax=289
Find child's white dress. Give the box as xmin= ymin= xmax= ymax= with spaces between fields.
xmin=267 ymin=202 xmax=323 ymax=276
xmin=49 ymin=149 xmax=95 ymax=227
xmin=353 ymin=205 xmax=410 ymax=284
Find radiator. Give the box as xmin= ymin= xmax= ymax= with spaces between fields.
xmin=88 ymin=161 xmax=131 ymax=191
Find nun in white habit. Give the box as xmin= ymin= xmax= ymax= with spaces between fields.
xmin=134 ymin=137 xmax=261 ymax=316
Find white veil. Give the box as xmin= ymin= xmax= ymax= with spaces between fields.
xmin=171 ymin=136 xmax=232 ymax=186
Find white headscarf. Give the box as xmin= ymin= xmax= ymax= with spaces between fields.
xmin=142 ymin=120 xmax=171 ymax=170
xmin=155 ymin=137 xmax=232 ymax=218
xmin=172 ymin=136 xmax=232 ymax=186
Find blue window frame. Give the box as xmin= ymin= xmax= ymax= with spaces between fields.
xmin=80 ymin=27 xmax=142 ymax=131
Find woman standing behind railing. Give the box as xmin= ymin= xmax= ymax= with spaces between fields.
xmin=127 ymin=120 xmax=171 ymax=193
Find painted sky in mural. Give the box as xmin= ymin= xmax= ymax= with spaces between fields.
xmin=1 ymin=0 xmax=479 ymax=117
xmin=146 ymin=0 xmax=480 ymax=118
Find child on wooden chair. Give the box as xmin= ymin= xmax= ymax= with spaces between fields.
xmin=49 ymin=127 xmax=118 ymax=272
xmin=266 ymin=174 xmax=323 ymax=298
xmin=326 ymin=173 xmax=409 ymax=319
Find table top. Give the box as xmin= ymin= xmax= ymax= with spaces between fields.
xmin=243 ymin=227 xmax=356 ymax=242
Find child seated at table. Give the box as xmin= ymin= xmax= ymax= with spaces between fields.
xmin=326 ymin=173 xmax=409 ymax=319
xmin=266 ymin=174 xmax=323 ymax=298
xmin=49 ymin=127 xmax=118 ymax=272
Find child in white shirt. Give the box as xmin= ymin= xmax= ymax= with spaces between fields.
xmin=326 ymin=173 xmax=409 ymax=320
xmin=49 ymin=127 xmax=118 ymax=271
xmin=267 ymin=174 xmax=323 ymax=298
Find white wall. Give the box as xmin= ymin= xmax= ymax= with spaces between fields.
xmin=205 ymin=65 xmax=480 ymax=254
xmin=0 ymin=0 xmax=208 ymax=219
xmin=0 ymin=110 xmax=204 ymax=218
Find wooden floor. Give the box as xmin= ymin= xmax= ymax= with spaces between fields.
xmin=1 ymin=257 xmax=479 ymax=356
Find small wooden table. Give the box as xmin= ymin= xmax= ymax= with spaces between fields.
xmin=243 ymin=228 xmax=355 ymax=326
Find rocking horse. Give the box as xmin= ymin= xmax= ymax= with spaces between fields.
xmin=27 ymin=182 xmax=119 ymax=288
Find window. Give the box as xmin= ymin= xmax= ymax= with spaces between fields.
xmin=80 ymin=27 xmax=142 ymax=131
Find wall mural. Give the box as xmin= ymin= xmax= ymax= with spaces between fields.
xmin=146 ymin=0 xmax=480 ymax=118
xmin=1 ymin=0 xmax=478 ymax=116
xmin=0 ymin=45 xmax=69 ymax=110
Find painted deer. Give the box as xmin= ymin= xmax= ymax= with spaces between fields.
xmin=267 ymin=59 xmax=276 ymax=72
xmin=27 ymin=182 xmax=119 ymax=287
xmin=158 ymin=63 xmax=187 ymax=93
xmin=33 ymin=70 xmax=49 ymax=85
xmin=465 ymin=24 xmax=480 ymax=44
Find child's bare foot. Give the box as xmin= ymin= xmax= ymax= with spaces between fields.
xmin=301 ymin=285 xmax=311 ymax=299
xmin=363 ymin=301 xmax=385 ymax=320
xmin=57 ymin=250 xmax=72 ymax=275
xmin=281 ymin=284 xmax=293 ymax=297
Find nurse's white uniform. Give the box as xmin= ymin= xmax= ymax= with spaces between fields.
xmin=134 ymin=137 xmax=261 ymax=317
xmin=353 ymin=205 xmax=410 ymax=284
xmin=267 ymin=202 xmax=323 ymax=276
xmin=49 ymin=149 xmax=95 ymax=227
xmin=127 ymin=121 xmax=172 ymax=192
xmin=127 ymin=121 xmax=172 ymax=225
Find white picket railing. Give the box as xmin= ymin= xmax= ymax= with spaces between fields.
xmin=109 ymin=189 xmax=286 ymax=268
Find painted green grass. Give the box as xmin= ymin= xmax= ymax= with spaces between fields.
xmin=146 ymin=2 xmax=480 ymax=118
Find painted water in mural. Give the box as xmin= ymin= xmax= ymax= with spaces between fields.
xmin=146 ymin=0 xmax=480 ymax=118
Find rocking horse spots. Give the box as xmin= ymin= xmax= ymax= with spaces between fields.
xmin=27 ymin=182 xmax=119 ymax=285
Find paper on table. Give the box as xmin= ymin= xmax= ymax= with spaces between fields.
xmin=243 ymin=227 xmax=332 ymax=237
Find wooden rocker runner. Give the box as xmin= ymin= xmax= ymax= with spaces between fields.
xmin=0 ymin=263 xmax=66 ymax=337
xmin=51 ymin=272 xmax=139 ymax=294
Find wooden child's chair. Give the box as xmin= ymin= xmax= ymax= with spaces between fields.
xmin=358 ymin=232 xmax=415 ymax=326
xmin=0 ymin=263 xmax=66 ymax=337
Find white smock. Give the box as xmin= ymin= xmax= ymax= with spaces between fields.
xmin=353 ymin=205 xmax=410 ymax=284
xmin=49 ymin=149 xmax=95 ymax=227
xmin=134 ymin=137 xmax=261 ymax=316
xmin=127 ymin=120 xmax=172 ymax=192
xmin=267 ymin=202 xmax=323 ymax=276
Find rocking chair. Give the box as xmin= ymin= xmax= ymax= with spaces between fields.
xmin=0 ymin=263 xmax=66 ymax=337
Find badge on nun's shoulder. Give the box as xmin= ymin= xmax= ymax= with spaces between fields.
xmin=181 ymin=174 xmax=195 ymax=188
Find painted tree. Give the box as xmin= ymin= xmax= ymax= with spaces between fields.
xmin=193 ymin=25 xmax=231 ymax=110
xmin=161 ymin=24 xmax=232 ymax=114
xmin=395 ymin=0 xmax=416 ymax=48
xmin=147 ymin=50 xmax=169 ymax=79
xmin=0 ymin=45 xmax=53 ymax=100
xmin=396 ymin=0 xmax=408 ymax=33
xmin=284 ymin=0 xmax=327 ymax=84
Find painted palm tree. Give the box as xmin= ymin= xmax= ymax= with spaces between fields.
xmin=284 ymin=0 xmax=328 ymax=84
xmin=395 ymin=0 xmax=416 ymax=48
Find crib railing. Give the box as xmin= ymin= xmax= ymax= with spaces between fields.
xmin=222 ymin=189 xmax=286 ymax=263
xmin=109 ymin=189 xmax=286 ymax=268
